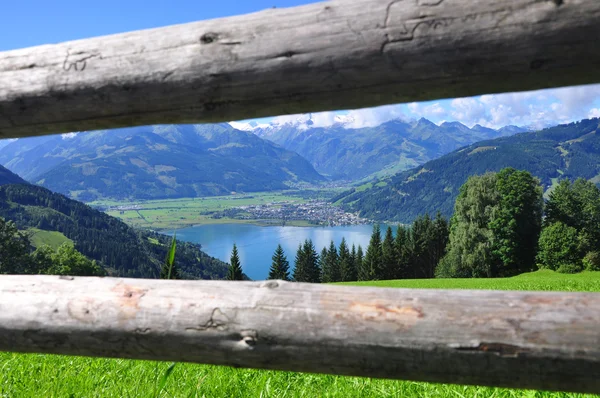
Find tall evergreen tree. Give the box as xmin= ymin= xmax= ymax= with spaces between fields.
xmin=356 ymin=245 xmax=367 ymax=280
xmin=363 ymin=225 xmax=383 ymax=280
xmin=293 ymin=243 xmax=306 ymax=281
xmin=268 ymin=244 xmax=290 ymax=280
xmin=394 ymin=226 xmax=410 ymax=279
xmin=431 ymin=212 xmax=450 ymax=275
xmin=322 ymin=240 xmax=341 ymax=282
xmin=339 ymin=238 xmax=356 ymax=282
xmin=226 ymin=244 xmax=243 ymax=280
xmin=381 ymin=226 xmax=397 ymax=279
xmin=305 ymin=239 xmax=321 ymax=283
xmin=293 ymin=239 xmax=321 ymax=283
xmin=319 ymin=246 xmax=328 ymax=281
xmin=363 ymin=224 xmax=384 ymax=280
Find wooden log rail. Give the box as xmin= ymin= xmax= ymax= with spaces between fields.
xmin=0 ymin=275 xmax=598 ymax=393
xmin=1 ymin=0 xmax=600 ymax=139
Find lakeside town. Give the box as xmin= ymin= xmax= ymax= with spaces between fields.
xmin=212 ymin=200 xmax=372 ymax=226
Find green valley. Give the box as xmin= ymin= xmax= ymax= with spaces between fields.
xmin=91 ymin=189 xmax=353 ymax=230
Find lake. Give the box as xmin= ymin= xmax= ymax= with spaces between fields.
xmin=173 ymin=223 xmax=390 ymax=280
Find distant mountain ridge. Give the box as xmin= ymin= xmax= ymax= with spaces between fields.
xmin=239 ymin=116 xmax=530 ymax=180
xmin=335 ymin=118 xmax=600 ymax=223
xmin=0 ymin=124 xmax=324 ymax=201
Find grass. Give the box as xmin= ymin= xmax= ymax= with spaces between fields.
xmin=1 ymin=270 xmax=599 ymax=397
xmin=25 ymin=228 xmax=73 ymax=250
xmin=340 ymin=269 xmax=600 ymax=292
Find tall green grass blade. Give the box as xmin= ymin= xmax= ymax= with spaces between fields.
xmin=167 ymin=233 xmax=176 ymax=280
xmin=156 ymin=362 xmax=177 ymax=397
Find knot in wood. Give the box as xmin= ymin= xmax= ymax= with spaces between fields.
xmin=200 ymin=33 xmax=219 ymax=44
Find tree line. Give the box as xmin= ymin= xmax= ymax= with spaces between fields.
xmin=224 ymin=212 xmax=449 ymax=282
xmin=224 ymin=168 xmax=600 ymax=281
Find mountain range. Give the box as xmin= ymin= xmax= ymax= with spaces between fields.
xmin=0 ymin=124 xmax=324 ymax=201
xmin=335 ymin=118 xmax=600 ymax=223
xmin=235 ymin=115 xmax=529 ymax=180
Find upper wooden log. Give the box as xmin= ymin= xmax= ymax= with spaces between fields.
xmin=0 ymin=275 xmax=599 ymax=393
xmin=1 ymin=0 xmax=600 ymax=138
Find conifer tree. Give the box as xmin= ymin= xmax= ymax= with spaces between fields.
xmin=226 ymin=243 xmax=243 ymax=280
xmin=319 ymin=247 xmax=328 ymax=281
xmin=356 ymin=245 xmax=367 ymax=280
xmin=339 ymin=238 xmax=355 ymax=282
xmin=363 ymin=224 xmax=383 ymax=280
xmin=381 ymin=226 xmax=397 ymax=279
xmin=394 ymin=226 xmax=410 ymax=279
xmin=294 ymin=239 xmax=321 ymax=283
xmin=293 ymin=243 xmax=307 ymax=282
xmin=304 ymin=239 xmax=321 ymax=283
xmin=268 ymin=244 xmax=290 ymax=280
xmin=432 ymin=211 xmax=449 ymax=273
xmin=322 ymin=240 xmax=341 ymax=282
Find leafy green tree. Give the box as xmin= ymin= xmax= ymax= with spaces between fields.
xmin=226 ymin=244 xmax=243 ymax=280
xmin=583 ymin=251 xmax=600 ymax=271
xmin=363 ymin=224 xmax=383 ymax=280
xmin=381 ymin=226 xmax=397 ymax=280
xmin=437 ymin=169 xmax=542 ymax=278
xmin=0 ymin=217 xmax=32 ymax=274
xmin=339 ymin=238 xmax=355 ymax=282
xmin=545 ymin=178 xmax=600 ymax=256
xmin=490 ymin=168 xmax=543 ymax=276
xmin=30 ymin=245 xmax=55 ymax=274
xmin=537 ymin=222 xmax=583 ymax=273
xmin=322 ymin=241 xmax=341 ymax=283
xmin=46 ymin=243 xmax=106 ymax=276
xmin=160 ymin=235 xmax=178 ymax=279
xmin=356 ymin=245 xmax=366 ymax=280
xmin=268 ymin=244 xmax=290 ymax=280
xmin=437 ymin=173 xmax=499 ymax=278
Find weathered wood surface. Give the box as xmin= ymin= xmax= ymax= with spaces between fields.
xmin=0 ymin=275 xmax=598 ymax=393
xmin=1 ymin=0 xmax=600 ymax=138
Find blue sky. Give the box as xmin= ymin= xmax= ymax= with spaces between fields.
xmin=3 ymin=0 xmax=600 ymax=129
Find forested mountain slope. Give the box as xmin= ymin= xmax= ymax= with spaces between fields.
xmin=336 ymin=118 xmax=600 ymax=222
xmin=0 ymin=164 xmax=27 ymax=185
xmin=0 ymin=183 xmax=228 ymax=279
xmin=0 ymin=124 xmax=324 ymax=201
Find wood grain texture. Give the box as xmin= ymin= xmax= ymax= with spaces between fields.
xmin=0 ymin=275 xmax=598 ymax=393
xmin=1 ymin=0 xmax=600 ymax=138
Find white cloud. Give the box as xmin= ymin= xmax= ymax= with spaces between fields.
xmin=589 ymin=108 xmax=600 ymax=118
xmin=233 ymin=83 xmax=600 ymax=131
xmin=446 ymin=83 xmax=600 ymax=129
xmin=61 ymin=132 xmax=78 ymax=139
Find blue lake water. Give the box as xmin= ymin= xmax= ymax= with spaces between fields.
xmin=173 ymin=223 xmax=391 ymax=280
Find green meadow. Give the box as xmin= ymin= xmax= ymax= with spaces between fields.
xmin=1 ymin=270 xmax=599 ymax=397
xmin=94 ymin=192 xmax=312 ymax=230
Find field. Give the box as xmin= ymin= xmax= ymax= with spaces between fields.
xmin=26 ymin=228 xmax=73 ymax=250
xmin=1 ymin=270 xmax=599 ymax=397
xmin=91 ymin=192 xmax=314 ymax=230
